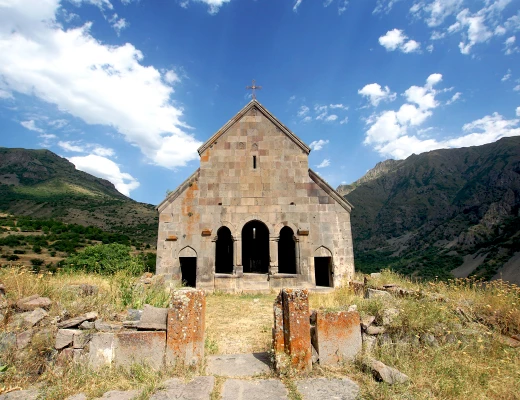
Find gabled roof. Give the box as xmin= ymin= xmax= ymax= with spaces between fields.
xmin=197 ymin=99 xmax=311 ymax=156
xmin=309 ymin=169 xmax=354 ymax=212
xmin=157 ymin=168 xmax=200 ymax=213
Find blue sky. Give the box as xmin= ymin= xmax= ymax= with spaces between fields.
xmin=1 ymin=0 xmax=519 ymax=205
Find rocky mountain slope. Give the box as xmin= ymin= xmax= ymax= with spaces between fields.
xmin=342 ymin=137 xmax=520 ymax=283
xmin=0 ymin=148 xmax=158 ymax=243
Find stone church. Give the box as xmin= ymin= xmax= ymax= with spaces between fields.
xmin=156 ymin=99 xmax=355 ymax=292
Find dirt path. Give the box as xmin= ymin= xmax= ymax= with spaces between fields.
xmin=205 ymin=293 xmax=276 ymax=355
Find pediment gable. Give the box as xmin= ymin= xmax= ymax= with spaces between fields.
xmin=197 ymin=100 xmax=311 ymax=156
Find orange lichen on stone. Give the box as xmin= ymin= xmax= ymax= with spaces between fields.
xmin=315 ymin=310 xmax=361 ymax=366
xmin=281 ymin=288 xmax=312 ymax=372
xmin=272 ymin=292 xmax=285 ymax=354
xmin=166 ymin=289 xmax=205 ymax=367
xmin=166 ymin=235 xmax=178 ymax=241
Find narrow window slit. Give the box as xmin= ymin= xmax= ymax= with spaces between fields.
xmin=253 ymin=155 xmax=257 ymax=169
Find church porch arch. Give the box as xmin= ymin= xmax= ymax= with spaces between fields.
xmin=241 ymin=220 xmax=270 ymax=274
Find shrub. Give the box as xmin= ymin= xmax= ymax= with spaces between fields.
xmin=33 ymin=245 xmax=42 ymax=254
xmin=13 ymin=250 xmax=26 ymax=254
xmin=30 ymin=258 xmax=45 ymax=266
xmin=64 ymin=243 xmax=146 ymax=276
xmin=7 ymin=254 xmax=19 ymax=261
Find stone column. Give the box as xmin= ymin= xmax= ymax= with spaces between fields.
xmin=282 ymin=288 xmax=312 ymax=372
xmin=294 ymin=236 xmax=300 ymax=275
xmin=234 ymin=238 xmax=243 ymax=277
xmin=166 ymin=288 xmax=205 ymax=367
xmin=269 ymin=236 xmax=279 ymax=275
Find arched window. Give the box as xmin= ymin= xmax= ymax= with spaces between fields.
xmin=215 ymin=227 xmax=233 ymax=274
xmin=278 ymin=226 xmax=296 ymax=274
xmin=242 ymin=220 xmax=270 ymax=273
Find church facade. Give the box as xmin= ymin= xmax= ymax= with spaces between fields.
xmin=156 ymin=100 xmax=355 ymax=292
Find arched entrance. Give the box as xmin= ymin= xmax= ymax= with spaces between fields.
xmin=278 ymin=226 xmax=296 ymax=274
xmin=314 ymin=246 xmax=333 ymax=287
xmin=242 ymin=220 xmax=269 ymax=274
xmin=215 ymin=226 xmax=233 ymax=274
xmin=179 ymin=246 xmax=197 ymax=288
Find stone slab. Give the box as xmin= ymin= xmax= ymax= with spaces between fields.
xmin=149 ymin=376 xmax=214 ymax=400
xmin=88 ymin=333 xmax=115 ymax=369
xmin=221 ymin=379 xmax=288 ymax=400
xmin=282 ymin=289 xmax=312 ymax=371
xmin=95 ymin=390 xmax=141 ymax=399
xmin=315 ymin=310 xmax=361 ymax=366
xmin=296 ymin=378 xmax=359 ymax=400
xmin=114 ymin=331 xmax=166 ymax=369
xmin=206 ymin=353 xmax=271 ymax=377
xmin=137 ymin=305 xmax=168 ymax=331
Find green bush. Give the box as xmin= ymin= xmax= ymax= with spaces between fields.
xmin=7 ymin=255 xmax=19 ymax=261
xmin=64 ymin=243 xmax=147 ymax=276
xmin=30 ymin=258 xmax=45 ymax=266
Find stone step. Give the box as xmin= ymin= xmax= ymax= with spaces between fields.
xmin=309 ymin=286 xmax=334 ymax=294
xmin=207 ymin=353 xmax=271 ymax=377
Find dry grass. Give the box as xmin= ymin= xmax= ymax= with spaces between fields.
xmin=205 ymin=292 xmax=276 ymax=354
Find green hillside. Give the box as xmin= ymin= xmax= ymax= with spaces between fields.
xmin=0 ymin=148 xmax=158 ymax=244
xmin=343 ymin=137 xmax=520 ymax=283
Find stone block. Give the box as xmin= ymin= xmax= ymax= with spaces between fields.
xmin=88 ymin=333 xmax=115 ymax=369
xmin=95 ymin=320 xmax=122 ymax=332
xmin=166 ymin=289 xmax=205 ymax=367
xmin=23 ymin=307 xmax=48 ymax=327
xmin=281 ymin=288 xmax=312 ymax=372
xmin=149 ymin=376 xmax=214 ymax=400
xmin=113 ymin=331 xmax=166 ymax=369
xmin=206 ymin=353 xmax=270 ymax=377
xmin=16 ymin=295 xmax=52 ymax=311
xmin=221 ymin=379 xmax=288 ymax=400
xmin=315 ymin=311 xmax=361 ymax=366
xmin=16 ymin=329 xmax=33 ymax=349
xmin=272 ymin=292 xmax=284 ymax=355
xmin=56 ymin=329 xmax=82 ymax=350
xmin=365 ymin=288 xmax=392 ymax=299
xmin=137 ymin=305 xmax=168 ymax=331
xmin=58 ymin=312 xmax=98 ymax=329
xmin=0 ymin=389 xmax=39 ymax=399
xmin=74 ymin=331 xmax=92 ymax=349
xmin=296 ymin=378 xmax=359 ymax=400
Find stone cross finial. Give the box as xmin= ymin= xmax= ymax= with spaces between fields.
xmin=246 ymin=79 xmax=262 ymax=100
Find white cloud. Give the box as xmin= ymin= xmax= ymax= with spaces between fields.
xmin=302 ymin=116 xmax=312 ymax=123
xmin=340 ymin=116 xmax=348 ymax=124
xmin=374 ymin=0 xmax=403 ymax=14
xmin=93 ymin=147 xmax=115 ymax=157
xmin=329 ymin=103 xmax=348 ymax=110
xmin=48 ymin=119 xmax=68 ymax=128
xmin=379 ymin=29 xmax=421 ymax=53
xmin=426 ymin=44 xmax=434 ymax=52
xmin=504 ymin=35 xmax=518 ymax=54
xmin=0 ymin=0 xmax=202 ymax=169
xmin=515 ymin=84 xmax=520 ymax=92
xmin=316 ymin=159 xmax=330 ymax=168
xmin=58 ymin=141 xmax=85 ymax=152
xmin=180 ymin=0 xmax=231 ymax=14
xmin=109 ymin=14 xmax=128 ymax=36
xmin=446 ymin=91 xmax=462 ymax=105
xmin=69 ymin=0 xmax=113 ymax=10
xmin=410 ymin=0 xmax=463 ymax=27
xmin=502 ymin=69 xmax=512 ymax=81
xmin=288 ymin=95 xmax=296 ymax=103
xmin=297 ymin=105 xmax=309 ymax=117
xmin=309 ymin=139 xmax=329 ymax=151
xmin=516 ymin=106 xmax=520 ymax=116
xmin=358 ymin=83 xmax=397 ymax=107
xmin=163 ymin=70 xmax=179 ymax=84
xmin=293 ymin=0 xmax=303 ymax=12
xmin=39 ymin=133 xmax=57 ymax=139
xmin=325 ymin=114 xmax=338 ymax=122
xmin=20 ymin=120 xmax=44 ymax=133
xmin=69 ymin=154 xmax=139 ymax=196
xmin=455 ymin=9 xmax=494 ymax=54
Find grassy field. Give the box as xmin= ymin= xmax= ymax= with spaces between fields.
xmin=1 ymin=267 xmax=519 ymax=399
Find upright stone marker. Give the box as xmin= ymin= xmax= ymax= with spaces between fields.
xmin=315 ymin=310 xmax=361 ymax=366
xmin=166 ymin=288 xmax=205 ymax=367
xmin=281 ymin=288 xmax=312 ymax=372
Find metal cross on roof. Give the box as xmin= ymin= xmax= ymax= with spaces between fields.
xmin=246 ymin=79 xmax=262 ymax=100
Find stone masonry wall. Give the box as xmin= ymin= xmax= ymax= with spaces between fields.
xmin=156 ymin=101 xmax=355 ymax=291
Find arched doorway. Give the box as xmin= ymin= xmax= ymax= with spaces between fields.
xmin=278 ymin=226 xmax=296 ymax=274
xmin=314 ymin=246 xmax=333 ymax=287
xmin=215 ymin=226 xmax=233 ymax=274
xmin=242 ymin=220 xmax=269 ymax=274
xmin=179 ymin=246 xmax=197 ymax=288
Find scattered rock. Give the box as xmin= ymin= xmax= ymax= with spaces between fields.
xmin=366 ymin=326 xmax=386 ymax=335
xmin=16 ymin=295 xmax=52 ymax=311
xmin=511 ymin=334 xmax=520 ymax=342
xmin=347 ymin=304 xmax=358 ymax=312
xmin=420 ymin=333 xmax=438 ymax=347
xmin=0 ymin=389 xmax=39 ymax=399
xmin=94 ymin=320 xmax=122 ymax=332
xmin=126 ymin=309 xmax=142 ymax=322
xmin=65 ymin=394 xmax=87 ymax=400
xmin=73 ymin=331 xmax=92 ymax=349
xmin=0 ymin=332 xmax=16 ymax=352
xmin=370 ymin=273 xmax=382 ymax=279
xmin=365 ymin=288 xmax=392 ymax=299
xmin=0 ymin=283 xmax=5 ymax=296
xmin=362 ymin=333 xmax=377 ymax=353
xmin=443 ymin=333 xmax=457 ymax=344
xmin=349 ymin=280 xmax=365 ymax=295
xmin=55 ymin=329 xmax=82 ymax=350
xmin=16 ymin=329 xmax=34 ymax=349
xmin=56 ymin=348 xmax=74 ymax=365
xmin=136 ymin=305 xmax=167 ymax=331
xmin=122 ymin=321 xmax=139 ymax=329
xmin=382 ymin=308 xmax=400 ymax=326
xmin=79 ymin=321 xmax=95 ymax=330
xmin=58 ymin=312 xmax=98 ymax=329
xmin=363 ymin=358 xmax=409 ymax=385
xmin=497 ymin=334 xmax=520 ymax=348
xmin=361 ymin=315 xmax=375 ymax=331
xmin=23 ymin=307 xmax=48 ymax=327
xmin=296 ymin=377 xmax=359 ymax=400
